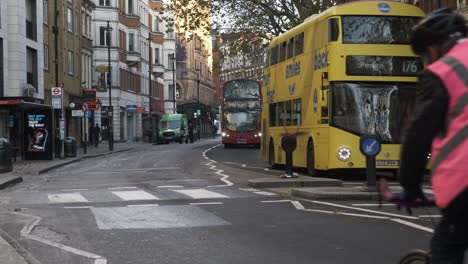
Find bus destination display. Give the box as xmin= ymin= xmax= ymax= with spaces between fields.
xmin=346 ymin=56 xmax=422 ymax=77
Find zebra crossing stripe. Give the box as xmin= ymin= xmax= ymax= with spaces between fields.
xmin=173 ymin=189 xmax=229 ymax=199
xmin=48 ymin=193 xmax=89 ymax=203
xmin=111 ymin=190 xmax=159 ymax=201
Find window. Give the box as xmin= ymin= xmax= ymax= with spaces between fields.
xmin=68 ymin=51 xmax=74 ymax=75
xmin=26 ymin=47 xmax=38 ymax=90
xmin=25 ymin=0 xmax=36 ymax=40
xmin=168 ymin=84 xmax=174 ymax=100
xmin=269 ymin=103 xmax=277 ymax=127
xmin=270 ymin=46 xmax=278 ymax=65
xmin=99 ymin=0 xmax=110 ymax=6
xmin=168 ymin=54 xmax=174 ymax=69
xmin=287 ymin=38 xmax=294 ymax=59
xmin=279 ymin=42 xmax=287 ymax=62
xmin=44 ymin=45 xmax=49 ymax=70
xmin=129 ymin=33 xmax=134 ymax=51
xmin=154 ymin=48 xmax=159 ymax=64
xmin=292 ymin=99 xmax=301 ymax=125
xmin=100 ymin=27 xmax=111 ymax=46
xmin=294 ymin=33 xmax=304 ymax=56
xmin=67 ymin=8 xmax=73 ymax=32
xmin=329 ymin=18 xmax=339 ymax=42
xmin=43 ymin=0 xmax=48 ymax=25
xmin=128 ymin=0 xmax=133 ymax=14
xmin=153 ymin=17 xmax=159 ymax=32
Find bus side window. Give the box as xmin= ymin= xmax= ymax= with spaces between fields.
xmin=287 ymin=38 xmax=294 ymax=59
xmin=264 ymin=49 xmax=270 ymax=68
xmin=269 ymin=103 xmax=277 ymax=127
xmin=294 ymin=33 xmax=304 ymax=56
xmin=279 ymin=41 xmax=287 ymax=62
xmin=285 ymin=101 xmax=293 ymax=126
xmin=271 ymin=46 xmax=279 ymax=65
xmin=293 ymin=99 xmax=301 ymax=126
xmin=328 ymin=18 xmax=339 ymax=42
xmin=278 ymin=101 xmax=286 ymax=126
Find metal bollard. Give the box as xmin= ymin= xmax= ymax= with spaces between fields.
xmin=281 ymin=134 xmax=298 ymax=178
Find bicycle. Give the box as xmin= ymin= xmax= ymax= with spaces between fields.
xmin=379 ymin=179 xmax=436 ymax=264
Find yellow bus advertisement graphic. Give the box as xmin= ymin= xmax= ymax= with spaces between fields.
xmin=260 ymin=1 xmax=425 ymax=175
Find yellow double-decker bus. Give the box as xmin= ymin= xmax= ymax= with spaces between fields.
xmin=260 ymin=1 xmax=425 ymax=175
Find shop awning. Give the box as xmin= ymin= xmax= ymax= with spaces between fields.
xmin=0 ymin=100 xmax=51 ymax=110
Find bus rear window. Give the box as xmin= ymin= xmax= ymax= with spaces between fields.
xmin=342 ymin=16 xmax=420 ymax=44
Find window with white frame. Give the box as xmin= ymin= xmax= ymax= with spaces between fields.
xmin=129 ymin=33 xmax=134 ymax=51
xmin=44 ymin=45 xmax=49 ymax=70
xmin=153 ymin=17 xmax=159 ymax=32
xmin=99 ymin=0 xmax=110 ymax=6
xmin=68 ymin=51 xmax=74 ymax=75
xmin=100 ymin=26 xmax=111 ymax=46
xmin=43 ymin=0 xmax=48 ymax=25
xmin=154 ymin=48 xmax=159 ymax=64
xmin=67 ymin=8 xmax=73 ymax=32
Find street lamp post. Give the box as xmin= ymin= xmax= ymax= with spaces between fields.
xmin=196 ymin=69 xmax=201 ymax=140
xmin=106 ymin=21 xmax=113 ymax=151
xmin=171 ymin=53 xmax=176 ymax=113
xmin=148 ymin=36 xmax=153 ymax=143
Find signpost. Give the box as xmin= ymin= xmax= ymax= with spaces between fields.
xmin=360 ymin=135 xmax=381 ymax=189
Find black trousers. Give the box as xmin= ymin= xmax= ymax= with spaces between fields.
xmin=431 ymin=189 xmax=468 ymax=264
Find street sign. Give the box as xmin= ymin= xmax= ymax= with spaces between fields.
xmin=72 ymin=110 xmax=84 ymax=117
xmin=126 ymin=105 xmax=137 ymax=112
xmin=85 ymin=111 xmax=92 ymax=118
xmin=360 ymin=136 xmax=381 ymax=157
xmin=136 ymin=106 xmax=145 ymax=114
xmin=360 ymin=135 xmax=381 ymax=189
xmin=51 ymin=87 xmax=62 ymax=109
xmin=51 ymin=87 xmax=62 ymax=96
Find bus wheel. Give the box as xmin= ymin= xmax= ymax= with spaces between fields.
xmin=269 ymin=140 xmax=278 ymax=169
xmin=307 ymin=140 xmax=317 ymax=176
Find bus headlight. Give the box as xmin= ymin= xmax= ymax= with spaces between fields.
xmin=222 ymin=132 xmax=228 ymax=138
xmin=337 ymin=147 xmax=351 ymax=161
xmin=255 ymin=132 xmax=262 ymax=138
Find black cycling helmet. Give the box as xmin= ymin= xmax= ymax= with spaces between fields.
xmin=411 ymin=7 xmax=467 ymax=56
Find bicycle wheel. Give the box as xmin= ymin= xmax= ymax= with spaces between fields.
xmin=399 ymin=250 xmax=430 ymax=264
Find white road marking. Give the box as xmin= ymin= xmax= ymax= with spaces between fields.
xmin=64 ymin=206 xmax=94 ymax=209
xmin=351 ymin=203 xmax=394 ymax=207
xmin=264 ymin=168 xmax=269 ymax=171
xmin=239 ymin=188 xmax=261 ymax=192
xmin=390 ymin=218 xmax=434 ymax=233
xmin=254 ymin=191 xmax=277 ymax=196
xmin=291 ymin=201 xmax=305 ymax=210
xmin=174 ymin=189 xmax=229 ymax=199
xmin=61 ymin=189 xmax=89 ymax=191
xmin=303 ymin=209 xmax=334 ymax=214
xmin=418 ymin=215 xmax=442 ymax=218
xmin=157 ymin=185 xmax=183 ymax=188
xmin=202 ymin=144 xmax=235 ymax=187
xmin=12 ymin=212 xmax=107 ymax=264
xmin=190 ymin=202 xmax=223 ymax=205
xmin=241 ymin=164 xmax=247 ymax=167
xmin=48 ymin=193 xmax=89 ymax=203
xmin=108 ymin=186 xmax=137 ymax=190
xmin=308 ymin=200 xmax=419 ymax=220
xmin=337 ymin=212 xmax=389 ymax=220
xmin=261 ymin=200 xmax=291 ymax=203
xmin=112 ymin=190 xmax=159 ymax=201
xmin=127 ymin=204 xmax=159 ymax=207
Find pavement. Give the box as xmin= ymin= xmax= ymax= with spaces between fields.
xmin=0 ymin=141 xmax=146 ymax=264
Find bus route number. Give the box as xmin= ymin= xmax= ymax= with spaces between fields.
xmin=402 ymin=60 xmax=419 ymax=74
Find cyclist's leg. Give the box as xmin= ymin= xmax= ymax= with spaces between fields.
xmin=431 ymin=190 xmax=468 ymax=264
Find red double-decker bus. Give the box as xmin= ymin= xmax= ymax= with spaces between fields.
xmin=221 ymin=79 xmax=261 ymax=148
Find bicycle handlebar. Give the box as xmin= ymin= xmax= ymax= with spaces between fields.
xmin=379 ymin=179 xmax=436 ymax=208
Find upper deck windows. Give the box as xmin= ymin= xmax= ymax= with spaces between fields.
xmin=341 ymin=16 xmax=420 ymax=44
xmin=268 ymin=32 xmax=304 ymax=67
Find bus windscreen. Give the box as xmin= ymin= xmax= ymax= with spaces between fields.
xmin=342 ymin=16 xmax=420 ymax=44
xmin=224 ymin=80 xmax=260 ymax=99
